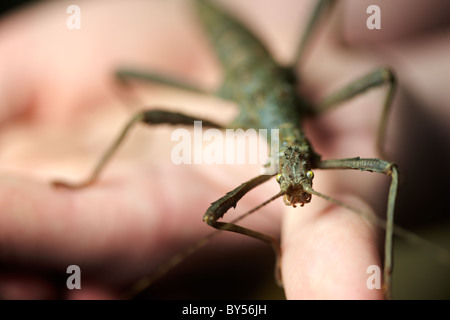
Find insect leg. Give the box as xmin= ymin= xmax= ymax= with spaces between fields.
xmin=294 ymin=0 xmax=335 ymax=67
xmin=313 ymin=157 xmax=398 ymax=298
xmin=123 ymin=188 xmax=284 ymax=298
xmin=116 ymin=69 xmax=212 ymax=95
xmin=316 ymin=67 xmax=397 ymax=158
xmin=203 ymin=174 xmax=286 ymax=286
xmin=52 ymin=109 xmax=222 ymax=189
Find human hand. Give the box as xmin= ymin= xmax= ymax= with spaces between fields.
xmin=0 ymin=0 xmax=388 ymax=300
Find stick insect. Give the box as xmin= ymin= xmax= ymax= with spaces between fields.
xmin=52 ymin=0 xmax=450 ymax=299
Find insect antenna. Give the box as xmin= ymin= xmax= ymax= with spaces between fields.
xmin=305 ymin=186 xmax=450 ymax=267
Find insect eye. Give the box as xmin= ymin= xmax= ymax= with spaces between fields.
xmin=276 ymin=174 xmax=282 ymax=183
xmin=306 ymin=171 xmax=314 ymax=179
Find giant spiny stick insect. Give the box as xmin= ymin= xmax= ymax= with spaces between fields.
xmin=52 ymin=0 xmax=449 ymax=299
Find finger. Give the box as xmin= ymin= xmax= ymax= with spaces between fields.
xmin=64 ymin=283 xmax=120 ymax=300
xmin=0 ymin=273 xmax=57 ymax=299
xmin=281 ymin=195 xmax=384 ymax=299
xmin=0 ymin=170 xmax=202 ymax=265
xmin=0 ymin=162 xmax=276 ymax=282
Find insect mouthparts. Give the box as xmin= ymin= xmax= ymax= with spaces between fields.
xmin=283 ymin=190 xmax=312 ymax=208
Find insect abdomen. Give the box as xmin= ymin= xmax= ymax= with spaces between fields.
xmin=195 ymin=0 xmax=277 ymax=74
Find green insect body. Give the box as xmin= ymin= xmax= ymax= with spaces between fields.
xmin=196 ymin=0 xmax=319 ymax=209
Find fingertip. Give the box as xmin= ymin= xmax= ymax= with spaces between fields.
xmin=281 ymin=196 xmax=384 ymax=299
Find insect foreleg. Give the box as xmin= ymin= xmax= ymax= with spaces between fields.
xmin=52 ymin=110 xmax=222 ymax=189
xmin=123 ymin=189 xmax=284 ymax=298
xmin=313 ymin=157 xmax=398 ymax=299
xmin=203 ymin=174 xmax=285 ymax=285
xmin=316 ymin=67 xmax=397 ymax=158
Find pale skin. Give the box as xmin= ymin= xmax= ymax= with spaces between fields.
xmin=0 ymin=0 xmax=448 ymax=299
